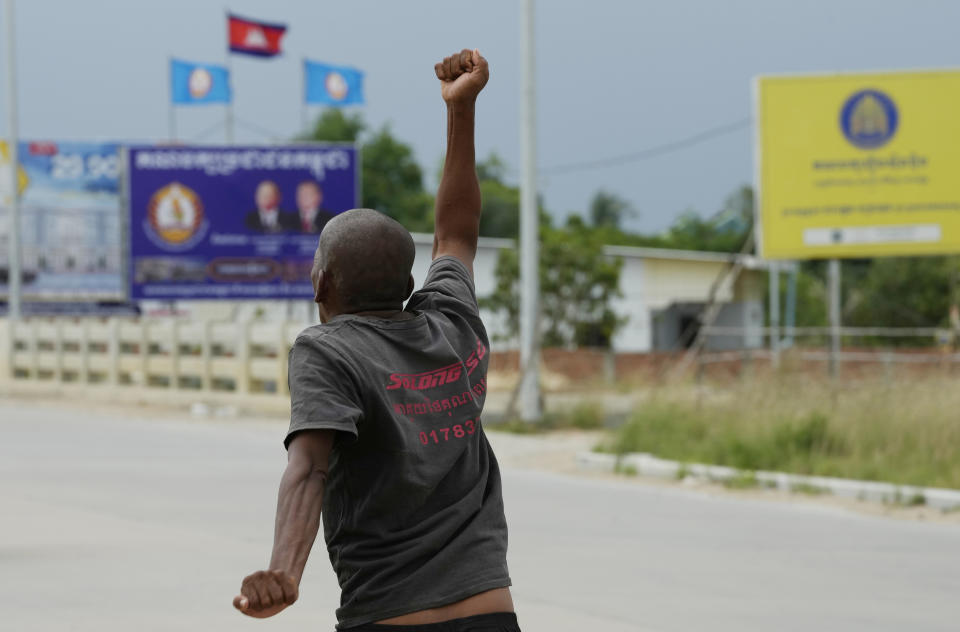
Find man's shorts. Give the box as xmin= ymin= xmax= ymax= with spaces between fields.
xmin=346 ymin=612 xmax=521 ymax=632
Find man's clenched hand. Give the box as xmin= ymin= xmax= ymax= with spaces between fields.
xmin=435 ymin=48 xmax=489 ymax=105
xmin=232 ymin=569 xmax=299 ymax=618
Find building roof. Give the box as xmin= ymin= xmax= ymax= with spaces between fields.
xmin=601 ymin=244 xmax=775 ymax=270
xmin=411 ymin=232 xmax=787 ymax=270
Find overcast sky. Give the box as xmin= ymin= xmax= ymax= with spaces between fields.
xmin=2 ymin=0 xmax=959 ymax=232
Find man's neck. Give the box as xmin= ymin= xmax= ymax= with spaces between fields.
xmin=336 ymin=306 xmax=412 ymax=321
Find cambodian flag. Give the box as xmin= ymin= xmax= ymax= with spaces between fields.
xmin=304 ymin=60 xmax=365 ymax=105
xmin=228 ymin=13 xmax=287 ymax=57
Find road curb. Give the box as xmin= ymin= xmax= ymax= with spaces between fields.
xmin=577 ymin=451 xmax=960 ymax=511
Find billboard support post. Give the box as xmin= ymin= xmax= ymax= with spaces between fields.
xmin=828 ymin=258 xmax=841 ymax=378
xmin=5 ymin=0 xmax=22 ymax=322
xmin=118 ymin=147 xmax=130 ymax=304
xmin=769 ymin=261 xmax=780 ymax=368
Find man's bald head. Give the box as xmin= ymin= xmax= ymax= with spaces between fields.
xmin=312 ymin=208 xmax=416 ymax=313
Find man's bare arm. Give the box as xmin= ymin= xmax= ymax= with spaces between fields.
xmin=432 ymin=48 xmax=489 ymax=275
xmin=233 ymin=429 xmax=335 ymax=619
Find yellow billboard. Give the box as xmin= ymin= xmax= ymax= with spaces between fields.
xmin=755 ymin=69 xmax=960 ymax=259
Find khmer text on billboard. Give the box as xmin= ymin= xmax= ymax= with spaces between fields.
xmin=126 ymin=144 xmax=358 ymax=299
xmin=756 ymin=70 xmax=960 ymax=259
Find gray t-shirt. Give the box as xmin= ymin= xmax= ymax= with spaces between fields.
xmin=285 ymin=255 xmax=511 ymax=629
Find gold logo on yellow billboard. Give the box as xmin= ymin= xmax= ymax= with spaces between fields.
xmin=840 ymin=90 xmax=898 ymax=150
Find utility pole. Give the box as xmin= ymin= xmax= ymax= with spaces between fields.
xmin=828 ymin=258 xmax=841 ymax=378
xmin=5 ymin=0 xmax=22 ymax=321
xmin=518 ymin=0 xmax=541 ymax=421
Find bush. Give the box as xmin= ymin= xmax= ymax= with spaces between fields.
xmin=596 ymin=377 xmax=960 ymax=489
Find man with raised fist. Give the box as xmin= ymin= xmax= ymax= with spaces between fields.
xmin=232 ymin=49 xmax=521 ymax=632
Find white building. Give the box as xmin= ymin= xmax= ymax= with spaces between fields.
xmin=183 ymin=234 xmax=769 ymax=354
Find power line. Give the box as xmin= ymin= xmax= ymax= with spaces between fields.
xmin=187 ymin=119 xmax=225 ymax=143
xmin=235 ymin=117 xmax=286 ymax=141
xmin=540 ymin=117 xmax=752 ymax=176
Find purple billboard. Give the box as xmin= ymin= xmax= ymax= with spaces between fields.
xmin=127 ymin=144 xmax=358 ymax=299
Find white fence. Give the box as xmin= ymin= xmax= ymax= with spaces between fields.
xmin=1 ymin=317 xmax=306 ymax=397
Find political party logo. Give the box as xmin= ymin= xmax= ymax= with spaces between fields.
xmin=840 ymin=89 xmax=898 ymax=150
xmin=325 ymin=71 xmax=348 ymax=101
xmin=188 ymin=68 xmax=213 ymax=99
xmin=145 ymin=182 xmax=207 ymax=250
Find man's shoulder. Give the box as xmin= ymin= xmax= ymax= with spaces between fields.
xmin=410 ymin=256 xmax=477 ymax=306
xmin=407 ymin=256 xmax=488 ymax=344
xmin=289 ymin=322 xmax=363 ymax=375
xmin=295 ymin=321 xmax=353 ymax=345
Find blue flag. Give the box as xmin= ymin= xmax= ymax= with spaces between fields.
xmin=170 ymin=59 xmax=231 ymax=105
xmin=304 ymin=60 xmax=365 ymax=105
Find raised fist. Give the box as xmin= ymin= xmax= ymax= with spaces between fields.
xmin=232 ymin=569 xmax=299 ymax=619
xmin=435 ymin=48 xmax=489 ymax=105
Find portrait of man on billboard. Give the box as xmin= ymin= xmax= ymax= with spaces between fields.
xmin=245 ymin=180 xmax=297 ymax=233
xmin=294 ymin=180 xmax=338 ymax=234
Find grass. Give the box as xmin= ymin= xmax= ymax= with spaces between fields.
xmin=488 ymin=401 xmax=605 ymax=434
xmin=722 ymin=470 xmax=761 ymax=489
xmin=790 ymin=482 xmax=827 ymax=496
xmin=596 ymin=375 xmax=960 ymax=490
xmin=904 ymin=493 xmax=927 ymax=507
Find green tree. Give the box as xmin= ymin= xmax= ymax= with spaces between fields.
xmin=793 ymin=266 xmax=830 ymax=328
xmin=477 ymin=155 xmax=519 ymax=238
xmin=481 ymin=215 xmax=625 ymax=348
xmin=768 ymin=256 xmax=960 ymax=347
xmin=300 ymin=110 xmax=433 ymax=232
xmin=715 ymin=185 xmax=754 ymax=235
xmin=438 ymin=153 xmax=521 ymax=238
xmin=766 ymin=263 xmax=829 ymax=333
xmin=581 ymin=184 xmax=754 ymax=253
xmin=433 ymin=153 xmax=541 ymax=238
xmin=589 ymin=190 xmax=635 ymax=229
xmin=299 ymin=109 xmax=364 ymax=143
xmin=664 ymin=208 xmax=750 ymax=253
xmin=361 ymin=126 xmax=433 ymax=232
xmin=657 ymin=184 xmax=754 ymax=253
xmin=847 ymin=256 xmax=959 ymax=337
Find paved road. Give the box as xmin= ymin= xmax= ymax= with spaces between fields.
xmin=1 ymin=399 xmax=958 ymax=631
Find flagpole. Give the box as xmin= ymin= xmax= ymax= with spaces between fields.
xmin=224 ymin=9 xmax=235 ymax=144
xmin=167 ymin=57 xmax=177 ymax=142
xmin=301 ymin=57 xmax=308 ymax=134
xmin=5 ymin=0 xmax=23 ymax=323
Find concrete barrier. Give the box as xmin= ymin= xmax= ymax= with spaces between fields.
xmin=578 ymin=451 xmax=960 ymax=511
xmin=1 ymin=316 xmax=306 ymax=398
